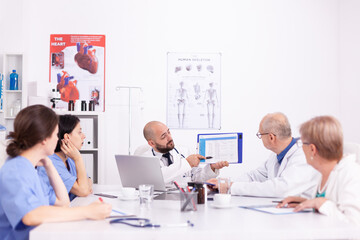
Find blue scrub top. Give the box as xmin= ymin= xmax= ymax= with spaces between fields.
xmin=0 ymin=156 xmax=56 ymax=240
xmin=38 ymin=153 xmax=77 ymax=201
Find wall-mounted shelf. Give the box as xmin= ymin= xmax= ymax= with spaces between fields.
xmin=80 ymin=148 xmax=98 ymax=151
xmin=54 ymin=110 xmax=102 ymax=116
xmin=5 ymin=90 xmax=22 ymax=93
xmin=0 ymin=53 xmax=25 ymax=134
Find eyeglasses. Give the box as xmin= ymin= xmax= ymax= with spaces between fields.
xmin=296 ymin=140 xmax=311 ymax=147
xmin=256 ymin=132 xmax=276 ymax=139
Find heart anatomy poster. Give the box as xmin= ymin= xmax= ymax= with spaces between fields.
xmin=167 ymin=52 xmax=221 ymax=129
xmin=49 ymin=34 xmax=105 ymax=111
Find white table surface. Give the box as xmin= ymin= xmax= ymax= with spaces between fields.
xmin=30 ymin=185 xmax=360 ymax=240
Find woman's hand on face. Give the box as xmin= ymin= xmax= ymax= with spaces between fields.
xmin=61 ymin=139 xmax=81 ymax=161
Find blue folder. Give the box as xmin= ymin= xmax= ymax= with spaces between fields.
xmin=197 ymin=132 xmax=243 ymax=164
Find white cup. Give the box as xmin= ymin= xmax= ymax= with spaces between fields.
xmin=120 ymin=187 xmax=136 ymax=197
xmin=214 ymin=193 xmax=231 ymax=207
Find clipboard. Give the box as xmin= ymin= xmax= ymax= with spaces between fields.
xmin=197 ymin=132 xmax=243 ymax=164
xmin=239 ymin=205 xmax=313 ymax=215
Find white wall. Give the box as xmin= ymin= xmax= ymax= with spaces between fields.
xmin=0 ymin=0 xmax=23 ymax=53
xmin=339 ymin=0 xmax=360 ymax=143
xmin=1 ymin=0 xmax=348 ymax=184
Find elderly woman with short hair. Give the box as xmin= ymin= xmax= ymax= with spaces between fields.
xmin=278 ymin=116 xmax=360 ymax=225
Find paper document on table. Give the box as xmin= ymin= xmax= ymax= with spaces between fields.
xmin=240 ymin=205 xmax=313 ymax=215
xmin=198 ymin=133 xmax=242 ymax=163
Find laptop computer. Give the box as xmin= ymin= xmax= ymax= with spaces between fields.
xmin=115 ymin=155 xmax=168 ymax=191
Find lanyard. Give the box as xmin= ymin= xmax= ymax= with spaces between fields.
xmin=152 ymin=148 xmax=186 ymax=158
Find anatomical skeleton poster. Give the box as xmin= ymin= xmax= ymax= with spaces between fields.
xmin=167 ymin=52 xmax=221 ymax=129
xmin=49 ymin=34 xmax=105 ymax=111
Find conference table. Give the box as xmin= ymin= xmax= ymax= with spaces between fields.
xmin=30 ymin=185 xmax=360 ymax=240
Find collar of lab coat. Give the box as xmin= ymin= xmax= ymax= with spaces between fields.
xmin=277 ymin=137 xmax=297 ymax=164
xmin=277 ymin=143 xmax=302 ymax=174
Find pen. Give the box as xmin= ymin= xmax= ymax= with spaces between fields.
xmin=187 ymin=186 xmax=197 ymax=210
xmin=204 ymin=182 xmax=215 ymax=186
xmin=205 ymin=156 xmax=213 ymax=159
xmin=174 ymin=181 xmax=185 ymax=193
xmin=112 ymin=209 xmax=126 ymax=215
xmin=94 ymin=193 xmax=118 ymax=199
xmin=272 ymin=200 xmax=302 ymax=204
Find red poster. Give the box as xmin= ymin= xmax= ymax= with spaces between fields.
xmin=49 ymin=34 xmax=105 ymax=111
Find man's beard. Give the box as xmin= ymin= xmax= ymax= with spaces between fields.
xmin=155 ymin=140 xmax=175 ymax=153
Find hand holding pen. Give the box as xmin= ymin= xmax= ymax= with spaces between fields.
xmin=204 ymin=178 xmax=218 ymax=191
xmin=276 ymin=196 xmax=307 ymax=208
xmin=81 ymin=197 xmax=112 ymax=220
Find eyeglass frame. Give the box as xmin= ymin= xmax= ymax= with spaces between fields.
xmin=256 ymin=132 xmax=276 ymax=139
xmin=296 ymin=140 xmax=312 ymax=147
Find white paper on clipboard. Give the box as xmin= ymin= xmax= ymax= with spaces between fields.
xmin=197 ymin=133 xmax=241 ymax=164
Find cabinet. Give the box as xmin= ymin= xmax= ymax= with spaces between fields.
xmin=0 ymin=53 xmax=24 ymax=134
xmin=54 ymin=110 xmax=102 ymax=183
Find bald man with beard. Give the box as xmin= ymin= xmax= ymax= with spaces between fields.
xmin=141 ymin=121 xmax=229 ymax=185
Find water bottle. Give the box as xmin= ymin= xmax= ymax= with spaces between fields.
xmin=10 ymin=70 xmax=19 ymax=90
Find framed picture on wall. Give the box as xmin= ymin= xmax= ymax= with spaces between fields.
xmin=167 ymin=52 xmax=221 ymax=129
xmin=49 ymin=34 xmax=105 ymax=112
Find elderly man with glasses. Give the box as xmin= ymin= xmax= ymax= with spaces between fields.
xmin=208 ymin=112 xmax=319 ymax=198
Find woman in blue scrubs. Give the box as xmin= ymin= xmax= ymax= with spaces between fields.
xmin=0 ymin=105 xmax=111 ymax=240
xmin=38 ymin=115 xmax=92 ymax=201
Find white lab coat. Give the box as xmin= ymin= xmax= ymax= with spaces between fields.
xmin=231 ymin=144 xmax=320 ymax=198
xmin=141 ymin=147 xmax=218 ymax=185
xmin=318 ymin=154 xmax=360 ymax=225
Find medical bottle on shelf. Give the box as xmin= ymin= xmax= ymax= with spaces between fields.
xmin=89 ymin=100 xmax=95 ymax=111
xmin=13 ymin=99 xmax=21 ymax=116
xmin=68 ymin=100 xmax=74 ymax=111
xmin=10 ymin=70 xmax=19 ymax=90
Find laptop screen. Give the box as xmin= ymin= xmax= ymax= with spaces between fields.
xmin=115 ymin=155 xmax=167 ymax=191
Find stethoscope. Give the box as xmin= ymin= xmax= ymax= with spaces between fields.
xmin=110 ymin=218 xmax=194 ymax=228
xmin=152 ymin=148 xmax=186 ymax=159
xmin=110 ymin=218 xmax=160 ymax=228
xmin=152 ymin=148 xmax=192 ymax=177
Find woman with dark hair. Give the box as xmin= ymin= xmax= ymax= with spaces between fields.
xmin=0 ymin=105 xmax=111 ymax=240
xmin=38 ymin=114 xmax=92 ymax=201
